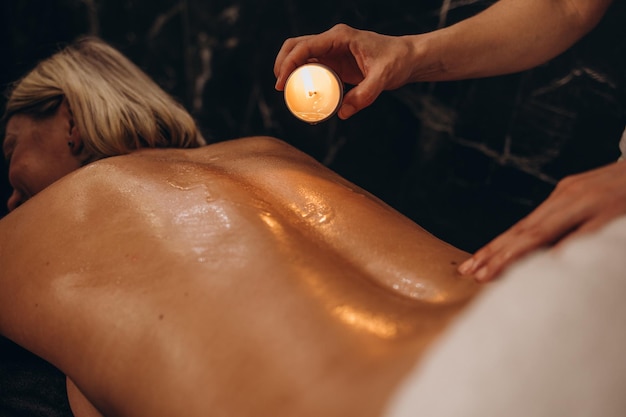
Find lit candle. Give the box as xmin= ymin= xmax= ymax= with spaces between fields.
xmin=284 ymin=63 xmax=343 ymax=124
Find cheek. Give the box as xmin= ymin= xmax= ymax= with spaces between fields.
xmin=8 ymin=155 xmax=58 ymax=197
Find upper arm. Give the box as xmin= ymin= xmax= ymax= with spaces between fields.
xmin=67 ymin=378 xmax=105 ymax=417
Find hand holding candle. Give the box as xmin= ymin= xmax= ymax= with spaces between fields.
xmin=284 ymin=64 xmax=343 ymax=124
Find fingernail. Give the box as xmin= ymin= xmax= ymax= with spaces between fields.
xmin=458 ymin=258 xmax=474 ymax=275
xmin=475 ymin=266 xmax=488 ymax=282
xmin=338 ymin=104 xmax=355 ymax=119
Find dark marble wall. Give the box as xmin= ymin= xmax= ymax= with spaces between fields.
xmin=1 ymin=0 xmax=625 ymax=252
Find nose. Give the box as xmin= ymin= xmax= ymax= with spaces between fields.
xmin=7 ymin=189 xmax=25 ymax=212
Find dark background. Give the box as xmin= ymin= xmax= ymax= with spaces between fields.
xmin=1 ymin=0 xmax=625 ymax=252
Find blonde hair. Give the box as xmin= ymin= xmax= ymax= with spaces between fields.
xmin=3 ymin=36 xmax=205 ymax=160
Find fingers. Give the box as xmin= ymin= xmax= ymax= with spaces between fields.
xmin=274 ymin=35 xmax=313 ymax=90
xmin=462 ymin=162 xmax=626 ymax=282
xmin=275 ymin=24 xmax=396 ymax=118
xmin=459 ymin=224 xmax=554 ymax=282
xmin=274 ymin=24 xmax=354 ymax=91
xmin=458 ymin=194 xmax=589 ymax=282
xmin=338 ymin=71 xmax=385 ymax=119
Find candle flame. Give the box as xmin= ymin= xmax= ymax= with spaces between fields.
xmin=302 ymin=68 xmax=315 ymax=97
xmin=284 ymin=63 xmax=343 ymax=124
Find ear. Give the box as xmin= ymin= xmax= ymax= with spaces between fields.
xmin=68 ymin=117 xmax=83 ymax=156
xmin=61 ymin=99 xmax=84 ymax=156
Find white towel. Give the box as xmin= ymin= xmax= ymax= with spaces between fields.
xmin=384 ymin=215 xmax=626 ymax=417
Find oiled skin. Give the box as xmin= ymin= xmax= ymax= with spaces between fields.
xmin=0 ymin=137 xmax=480 ymax=417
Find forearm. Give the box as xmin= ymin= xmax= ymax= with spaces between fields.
xmin=407 ymin=0 xmax=613 ymax=81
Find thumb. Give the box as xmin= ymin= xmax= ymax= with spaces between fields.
xmin=338 ymin=76 xmax=384 ymax=119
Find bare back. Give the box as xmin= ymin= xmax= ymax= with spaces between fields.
xmin=0 ymin=137 xmax=479 ymax=417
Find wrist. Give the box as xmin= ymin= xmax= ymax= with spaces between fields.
xmin=403 ymin=32 xmax=449 ymax=83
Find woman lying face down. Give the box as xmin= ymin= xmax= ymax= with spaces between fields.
xmin=0 ymin=137 xmax=480 ymax=417
xmin=0 ymin=38 xmax=480 ymax=417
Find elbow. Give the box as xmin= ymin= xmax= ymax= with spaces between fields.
xmin=563 ymin=0 xmax=613 ymax=36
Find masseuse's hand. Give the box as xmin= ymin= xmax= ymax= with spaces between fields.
xmin=458 ymin=160 xmax=626 ymax=282
xmin=274 ymin=24 xmax=416 ymax=120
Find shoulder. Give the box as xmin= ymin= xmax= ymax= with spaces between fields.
xmin=76 ymin=136 xmax=315 ymax=179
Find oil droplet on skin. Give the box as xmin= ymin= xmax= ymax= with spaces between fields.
xmin=165 ymin=164 xmax=216 ymax=202
xmin=166 ymin=179 xmax=207 ymax=192
xmin=390 ymin=277 xmax=447 ymax=303
xmin=166 ymin=181 xmax=191 ymax=191
xmin=292 ymin=201 xmax=334 ymax=225
xmin=166 ymin=178 xmax=216 ymax=205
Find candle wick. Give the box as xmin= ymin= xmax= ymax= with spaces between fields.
xmin=308 ymin=91 xmax=317 ymax=97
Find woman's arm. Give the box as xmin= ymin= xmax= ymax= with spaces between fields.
xmin=274 ymin=0 xmax=614 ymax=119
xmin=417 ymin=0 xmax=614 ymax=80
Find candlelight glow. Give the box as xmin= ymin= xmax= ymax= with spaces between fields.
xmin=284 ymin=64 xmax=343 ymax=124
